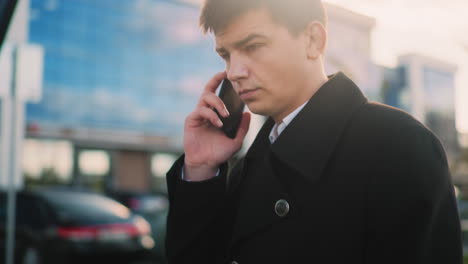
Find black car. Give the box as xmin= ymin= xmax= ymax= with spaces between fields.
xmin=457 ymin=198 xmax=468 ymax=254
xmin=0 ymin=188 xmax=155 ymax=264
xmin=106 ymin=191 xmax=168 ymax=218
xmin=106 ymin=190 xmax=168 ymax=263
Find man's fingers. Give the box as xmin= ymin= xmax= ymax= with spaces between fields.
xmin=234 ymin=112 xmax=251 ymax=143
xmin=197 ymin=93 xmax=229 ymax=117
xmin=191 ymin=107 xmax=223 ymax=128
xmin=203 ymin=71 xmax=227 ymax=93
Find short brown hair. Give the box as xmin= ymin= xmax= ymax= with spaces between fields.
xmin=200 ymin=0 xmax=327 ymax=35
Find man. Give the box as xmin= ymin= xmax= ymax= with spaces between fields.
xmin=165 ymin=0 xmax=462 ymax=263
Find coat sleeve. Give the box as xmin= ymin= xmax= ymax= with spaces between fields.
xmin=364 ymin=126 xmax=463 ymax=264
xmin=164 ymin=155 xmax=239 ymax=264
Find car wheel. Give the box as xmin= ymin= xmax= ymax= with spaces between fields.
xmin=21 ymin=246 xmax=41 ymax=264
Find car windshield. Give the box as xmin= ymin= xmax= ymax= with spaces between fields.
xmin=37 ymin=190 xmax=131 ymax=225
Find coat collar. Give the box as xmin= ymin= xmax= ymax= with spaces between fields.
xmin=246 ymin=72 xmax=367 ymax=159
xmin=268 ymin=72 xmax=367 ymax=183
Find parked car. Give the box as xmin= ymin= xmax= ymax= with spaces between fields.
xmin=106 ymin=191 xmax=168 ymax=217
xmin=457 ymin=198 xmax=468 ymax=249
xmin=106 ymin=190 xmax=168 ymax=263
xmin=0 ymin=188 xmax=155 ymax=264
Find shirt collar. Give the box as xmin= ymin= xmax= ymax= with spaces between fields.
xmin=269 ymin=101 xmax=308 ymax=143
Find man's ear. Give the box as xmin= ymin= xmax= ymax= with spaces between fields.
xmin=303 ymin=22 xmax=327 ymax=60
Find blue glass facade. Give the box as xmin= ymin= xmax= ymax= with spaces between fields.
xmin=382 ymin=62 xmax=459 ymax=157
xmin=381 ymin=65 xmax=409 ymax=112
xmin=27 ymin=0 xmax=224 ymax=139
xmin=423 ymin=66 xmax=455 ymax=116
xmin=422 ymin=66 xmax=458 ymax=156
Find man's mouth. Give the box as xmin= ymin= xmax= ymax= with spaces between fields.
xmin=239 ymin=88 xmax=260 ymax=100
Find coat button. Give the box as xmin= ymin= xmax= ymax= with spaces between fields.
xmin=274 ymin=199 xmax=290 ymax=217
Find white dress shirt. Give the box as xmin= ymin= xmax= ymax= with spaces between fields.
xmin=268 ymin=101 xmax=307 ymax=143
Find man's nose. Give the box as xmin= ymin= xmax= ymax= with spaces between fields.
xmin=227 ymin=55 xmax=248 ymax=82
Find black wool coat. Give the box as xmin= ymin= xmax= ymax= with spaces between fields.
xmin=165 ymin=72 xmax=462 ymax=264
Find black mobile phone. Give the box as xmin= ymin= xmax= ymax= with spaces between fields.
xmin=215 ymin=78 xmax=245 ymax=138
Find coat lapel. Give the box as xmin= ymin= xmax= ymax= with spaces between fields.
xmin=230 ymin=72 xmax=368 ymax=245
xmin=271 ymin=72 xmax=368 ymax=183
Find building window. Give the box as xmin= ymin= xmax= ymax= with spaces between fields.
xmin=78 ymin=150 xmax=110 ymax=176
xmin=22 ymin=139 xmax=73 ymax=186
xmin=151 ymin=153 xmax=178 ymax=179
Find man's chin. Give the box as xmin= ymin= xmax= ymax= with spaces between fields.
xmin=245 ymin=103 xmax=270 ymax=117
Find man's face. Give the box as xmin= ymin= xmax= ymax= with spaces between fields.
xmin=215 ymin=8 xmax=313 ymax=121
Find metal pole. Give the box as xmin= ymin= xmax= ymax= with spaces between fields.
xmin=5 ymin=44 xmax=18 ymax=264
xmin=1 ymin=95 xmax=13 ymax=264
xmin=0 ymin=43 xmax=12 ymax=264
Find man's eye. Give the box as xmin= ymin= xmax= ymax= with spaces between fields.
xmin=245 ymin=43 xmax=262 ymax=52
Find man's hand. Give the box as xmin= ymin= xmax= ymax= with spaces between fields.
xmin=183 ymin=72 xmax=251 ymax=181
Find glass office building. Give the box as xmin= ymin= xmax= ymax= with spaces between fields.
xmin=381 ymin=65 xmax=410 ymax=113
xmin=27 ymin=0 xmax=224 ymax=145
xmin=422 ymin=66 xmax=459 ymax=158
xmin=382 ymin=55 xmax=459 ymax=162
